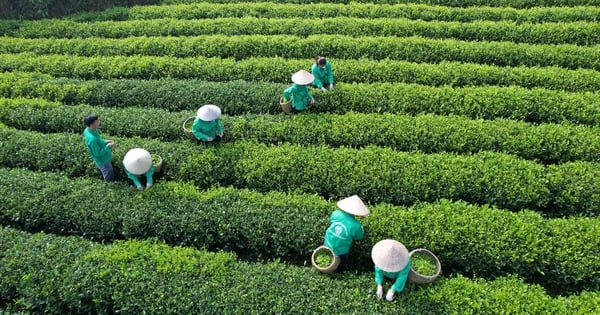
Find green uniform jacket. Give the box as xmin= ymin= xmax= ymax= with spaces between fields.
xmin=83 ymin=127 xmax=112 ymax=166
xmin=324 ymin=209 xmax=365 ymax=256
xmin=283 ymin=84 xmax=313 ymax=110
xmin=192 ymin=117 xmax=224 ymax=141
xmin=374 ymin=258 xmax=412 ymax=293
xmin=311 ymin=61 xmax=334 ymax=89
xmin=125 ymin=165 xmax=155 ymax=188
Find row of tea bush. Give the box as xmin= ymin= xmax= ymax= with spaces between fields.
xmin=2 ymin=226 xmax=598 ymax=314
xmin=1 ymin=127 xmax=599 ymax=217
xmin=1 ymin=17 xmax=598 ymax=45
xmin=2 ymin=35 xmax=599 ymax=70
xmin=2 ymin=97 xmax=600 ymax=164
xmin=1 ymin=73 xmax=599 ymax=125
xmin=158 ymin=0 xmax=600 ymax=9
xmin=1 ymin=54 xmax=598 ymax=91
xmin=67 ymin=2 xmax=600 ymax=23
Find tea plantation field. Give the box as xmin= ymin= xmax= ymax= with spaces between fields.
xmin=0 ymin=0 xmax=599 ymax=314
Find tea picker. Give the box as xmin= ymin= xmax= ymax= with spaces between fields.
xmin=123 ymin=148 xmax=157 ymax=190
xmin=372 ymin=239 xmax=412 ymax=301
xmin=83 ymin=114 xmax=115 ymax=181
xmin=281 ymin=70 xmax=315 ymax=114
xmin=311 ymin=56 xmax=334 ymax=92
xmin=191 ymin=104 xmax=224 ymax=142
xmin=372 ymin=240 xmax=442 ymax=301
xmin=313 ymin=195 xmax=370 ymax=272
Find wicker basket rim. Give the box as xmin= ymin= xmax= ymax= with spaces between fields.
xmin=152 ymin=154 xmax=163 ymax=165
xmin=311 ymin=245 xmax=340 ymax=272
xmin=182 ymin=116 xmax=195 ymax=131
xmin=409 ymin=248 xmax=441 ymax=279
xmin=279 ymin=96 xmax=291 ymax=105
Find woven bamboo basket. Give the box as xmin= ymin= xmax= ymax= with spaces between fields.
xmin=152 ymin=154 xmax=163 ymax=173
xmin=182 ymin=116 xmax=197 ymax=141
xmin=311 ymin=245 xmax=341 ymax=273
xmin=279 ymin=96 xmax=292 ymax=114
xmin=407 ymin=248 xmax=441 ymax=284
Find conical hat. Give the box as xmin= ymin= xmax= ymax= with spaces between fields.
xmin=197 ymin=104 xmax=222 ymax=121
xmin=291 ymin=69 xmax=314 ymax=85
xmin=123 ymin=148 xmax=152 ymax=175
xmin=371 ymin=239 xmax=409 ymax=272
xmin=337 ymin=195 xmax=370 ymax=216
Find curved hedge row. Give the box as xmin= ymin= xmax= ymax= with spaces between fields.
xmin=67 ymin=2 xmax=600 ymax=23
xmin=0 ymin=168 xmax=598 ymax=293
xmin=2 ymin=35 xmax=598 ymax=70
xmin=2 ymin=73 xmax=599 ymax=126
xmin=1 ymin=54 xmax=599 ymax=92
xmin=1 ymin=17 xmax=599 ymax=46
xmin=2 ymin=98 xmax=600 ymax=165
xmin=0 ymin=0 xmax=160 ymax=20
xmin=226 ymin=114 xmax=600 ymax=165
xmin=2 ymin=227 xmax=598 ymax=314
xmin=2 ymin=128 xmax=600 ymax=217
xmin=158 ymin=0 xmax=600 ymax=9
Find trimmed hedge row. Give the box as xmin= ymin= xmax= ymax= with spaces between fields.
xmin=1 ymin=17 xmax=599 ymax=46
xmin=67 ymin=2 xmax=600 ymax=23
xmin=2 ymin=73 xmax=599 ymax=126
xmin=2 ymin=97 xmax=600 ymax=165
xmin=0 ymin=169 xmax=598 ymax=293
xmin=0 ymin=0 xmax=160 ymax=20
xmin=1 ymin=35 xmax=598 ymax=70
xmin=2 ymin=128 xmax=600 ymax=217
xmin=2 ymin=227 xmax=598 ymax=314
xmin=1 ymin=54 xmax=599 ymax=92
xmin=158 ymin=0 xmax=600 ymax=9
xmin=0 ymin=168 xmax=329 ymax=259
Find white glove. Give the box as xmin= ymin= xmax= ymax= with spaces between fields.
xmin=376 ymin=285 xmax=383 ymax=299
xmin=386 ymin=289 xmax=395 ymax=301
xmin=329 ymin=83 xmax=333 ymax=90
xmin=321 ymin=87 xmax=327 ymax=92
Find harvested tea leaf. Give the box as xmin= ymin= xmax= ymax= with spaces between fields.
xmin=411 ymin=252 xmax=437 ymax=276
xmin=315 ymin=249 xmax=333 ymax=267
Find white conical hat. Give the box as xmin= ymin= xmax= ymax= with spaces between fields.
xmin=197 ymin=104 xmax=222 ymax=121
xmin=291 ymin=69 xmax=314 ymax=85
xmin=371 ymin=239 xmax=410 ymax=272
xmin=123 ymin=148 xmax=152 ymax=175
xmin=336 ymin=195 xmax=370 ymax=216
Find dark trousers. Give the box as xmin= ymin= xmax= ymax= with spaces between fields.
xmin=97 ymin=162 xmax=114 ymax=182
xmin=312 ymin=82 xmax=331 ymax=89
xmin=337 ymin=253 xmax=349 ymax=272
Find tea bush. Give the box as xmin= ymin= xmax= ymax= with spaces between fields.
xmin=2 ymin=17 xmax=599 ymax=45
xmin=0 ymin=0 xmax=160 ymax=20
xmin=158 ymin=0 xmax=600 ymax=9
xmin=1 ymin=54 xmax=599 ymax=91
xmin=2 ymin=73 xmax=599 ymax=126
xmin=66 ymin=2 xmax=600 ymax=23
xmin=3 ymin=128 xmax=600 ymax=216
xmin=1 ymin=226 xmax=598 ymax=314
xmin=2 ymin=98 xmax=600 ymax=164
xmin=2 ymin=35 xmax=598 ymax=70
xmin=0 ymin=167 xmax=598 ymax=293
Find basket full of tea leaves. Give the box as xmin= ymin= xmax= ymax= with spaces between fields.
xmin=311 ymin=245 xmax=341 ymax=273
xmin=152 ymin=154 xmax=163 ymax=173
xmin=408 ymin=248 xmax=441 ymax=284
xmin=279 ymin=96 xmax=292 ymax=114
